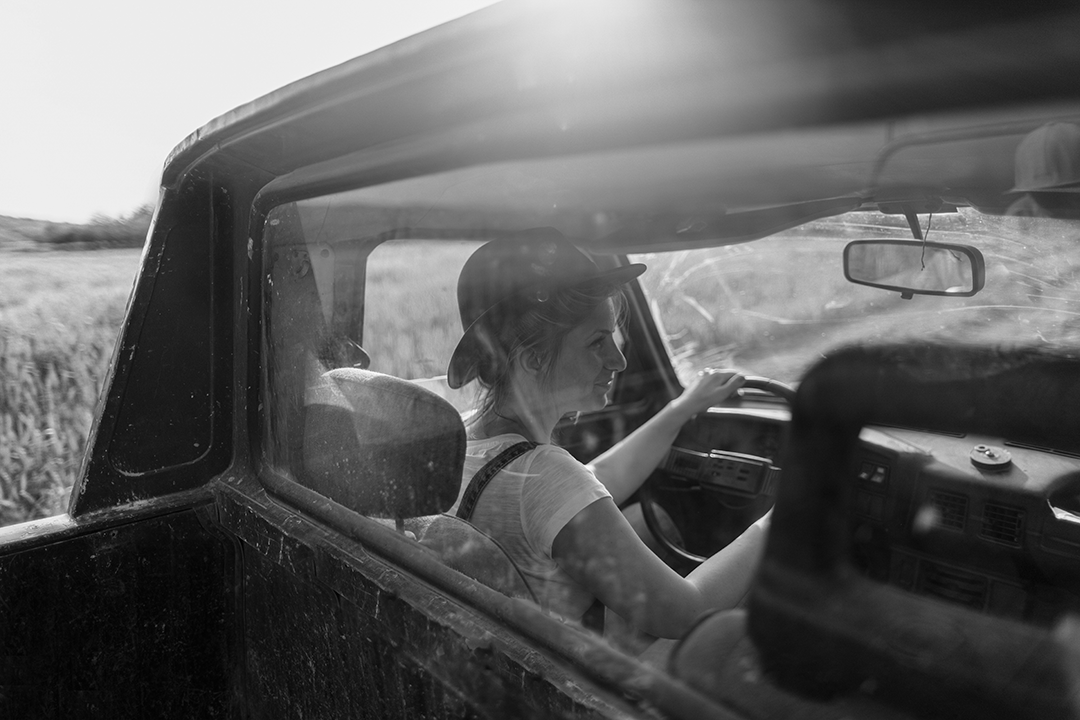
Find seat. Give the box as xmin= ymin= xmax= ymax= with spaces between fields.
xmin=301 ymin=367 xmax=536 ymax=602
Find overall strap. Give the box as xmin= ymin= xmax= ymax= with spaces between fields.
xmin=456 ymin=441 xmax=537 ymax=521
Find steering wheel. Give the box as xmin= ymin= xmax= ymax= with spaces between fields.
xmin=639 ymin=375 xmax=795 ymax=565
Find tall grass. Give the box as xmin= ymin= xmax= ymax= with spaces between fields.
xmin=0 ymin=250 xmax=140 ymax=526
xmin=360 ymin=239 xmax=481 ymax=410
xmin=363 ymin=239 xmax=479 ymax=379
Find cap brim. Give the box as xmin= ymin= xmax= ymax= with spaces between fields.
xmin=446 ymin=262 xmax=646 ymax=389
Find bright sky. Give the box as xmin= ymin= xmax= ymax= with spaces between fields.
xmin=0 ymin=0 xmax=500 ymax=223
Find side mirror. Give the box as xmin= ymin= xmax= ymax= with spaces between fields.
xmin=843 ymin=239 xmax=985 ymax=299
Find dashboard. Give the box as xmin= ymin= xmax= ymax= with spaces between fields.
xmin=656 ymin=405 xmax=1080 ymax=626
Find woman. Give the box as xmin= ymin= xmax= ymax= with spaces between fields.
xmin=445 ymin=229 xmax=770 ymax=640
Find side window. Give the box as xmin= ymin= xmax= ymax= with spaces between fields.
xmin=261 ymin=209 xmax=482 ymax=479
xmin=257 ymin=195 xmax=662 ymax=668
xmin=261 ymin=214 xmax=478 ymax=532
xmin=363 ymin=239 xmax=481 ymax=411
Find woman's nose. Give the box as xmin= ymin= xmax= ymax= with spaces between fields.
xmin=604 ymin=338 xmax=627 ymax=371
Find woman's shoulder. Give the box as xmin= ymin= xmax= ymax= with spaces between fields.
xmin=523 ymin=445 xmax=599 ymax=487
xmin=519 ymin=444 xmax=610 ymax=532
xmin=466 ymin=433 xmax=533 ymax=458
xmin=465 ymin=434 xmax=596 ymax=477
xmin=528 ymin=442 xmax=582 ymax=464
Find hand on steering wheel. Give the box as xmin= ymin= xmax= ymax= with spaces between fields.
xmin=672 ymin=368 xmax=746 ymax=417
xmin=641 ymin=374 xmax=794 ymax=565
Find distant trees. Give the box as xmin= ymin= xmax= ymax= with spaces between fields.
xmin=36 ymin=205 xmax=153 ymax=249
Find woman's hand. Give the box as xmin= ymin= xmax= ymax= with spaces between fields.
xmin=587 ymin=369 xmax=744 ymax=505
xmin=671 ymin=368 xmax=745 ymax=418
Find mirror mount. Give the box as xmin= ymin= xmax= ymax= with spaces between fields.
xmin=876 ymin=200 xmax=959 ymax=240
xmin=902 ymin=206 xmax=924 ymax=241
xmin=900 ymin=203 xmax=921 ymax=297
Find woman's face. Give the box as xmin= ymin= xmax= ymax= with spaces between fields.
xmin=544 ymin=298 xmax=627 ymax=416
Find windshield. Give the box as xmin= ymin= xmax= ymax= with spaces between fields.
xmin=633 ymin=209 xmax=1080 ymax=386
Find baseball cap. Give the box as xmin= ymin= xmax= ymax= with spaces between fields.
xmin=447 ymin=228 xmax=645 ymax=389
xmin=1010 ymin=122 xmax=1080 ymax=194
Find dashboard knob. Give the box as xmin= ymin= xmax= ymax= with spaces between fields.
xmin=970 ymin=444 xmax=1012 ymax=470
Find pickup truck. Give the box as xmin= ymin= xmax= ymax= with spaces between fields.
xmin=5 ymin=2 xmax=1080 ymax=718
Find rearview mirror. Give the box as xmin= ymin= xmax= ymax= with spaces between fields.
xmin=843 ymin=240 xmax=985 ymax=299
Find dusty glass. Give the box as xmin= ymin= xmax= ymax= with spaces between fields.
xmin=634 ymin=210 xmax=1080 ymax=385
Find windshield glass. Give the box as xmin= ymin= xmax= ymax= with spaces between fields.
xmin=633 ymin=209 xmax=1080 ymax=386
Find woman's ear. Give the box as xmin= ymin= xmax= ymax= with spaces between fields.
xmin=517 ymin=349 xmax=544 ymax=376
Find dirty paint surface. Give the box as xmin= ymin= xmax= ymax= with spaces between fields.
xmin=216 ymin=483 xmax=645 ymax=719
xmin=0 ymin=507 xmax=231 ymax=717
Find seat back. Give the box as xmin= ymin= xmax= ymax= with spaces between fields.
xmin=303 ymin=368 xmax=465 ymax=518
xmin=302 ymin=368 xmax=536 ymax=602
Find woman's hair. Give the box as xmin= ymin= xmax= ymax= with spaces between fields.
xmin=466 ymin=283 xmax=627 ymax=421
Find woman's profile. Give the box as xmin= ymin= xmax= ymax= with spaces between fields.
xmin=444 ymin=228 xmax=770 ymax=645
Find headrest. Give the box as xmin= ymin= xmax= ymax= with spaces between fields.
xmin=302 ymin=368 xmax=466 ymax=518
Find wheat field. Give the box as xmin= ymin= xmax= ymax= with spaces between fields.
xmin=0 ymin=249 xmax=141 ymax=526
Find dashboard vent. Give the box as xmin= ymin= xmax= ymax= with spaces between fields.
xmin=928 ymin=490 xmax=968 ymax=530
xmin=981 ymin=503 xmax=1025 ymax=546
xmin=920 ymin=562 xmax=987 ymax=609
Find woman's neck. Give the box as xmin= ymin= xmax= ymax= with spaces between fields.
xmin=472 ymin=402 xmax=554 ymax=444
xmin=469 ymin=373 xmax=563 ymax=444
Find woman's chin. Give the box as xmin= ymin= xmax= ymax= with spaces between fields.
xmin=557 ymin=388 xmax=611 ymax=416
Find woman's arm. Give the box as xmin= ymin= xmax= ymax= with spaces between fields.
xmin=552 ymin=496 xmax=769 ymax=639
xmin=588 ymin=370 xmax=744 ymax=505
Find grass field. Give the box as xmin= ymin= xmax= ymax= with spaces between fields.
xmin=364 ymin=239 xmax=479 ymax=379
xmin=0 ymin=249 xmax=141 ymax=526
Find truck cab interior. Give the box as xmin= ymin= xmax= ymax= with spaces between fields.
xmin=5 ymin=2 xmax=1080 ymax=719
